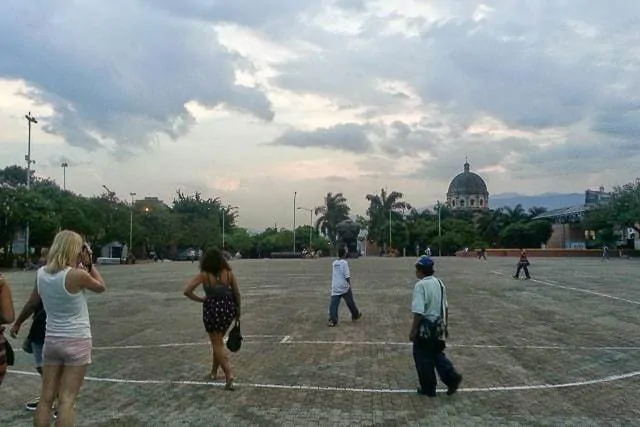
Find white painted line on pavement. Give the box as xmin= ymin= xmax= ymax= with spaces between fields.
xmin=491 ymin=270 xmax=640 ymax=306
xmin=8 ymin=369 xmax=640 ymax=394
xmin=530 ymin=278 xmax=640 ymax=306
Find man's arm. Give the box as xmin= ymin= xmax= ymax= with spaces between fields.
xmin=343 ymin=262 xmax=351 ymax=285
xmin=10 ymin=287 xmax=42 ymax=337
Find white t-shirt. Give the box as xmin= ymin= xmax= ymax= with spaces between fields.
xmin=331 ymin=259 xmax=351 ymax=296
xmin=411 ymin=275 xmax=447 ymax=322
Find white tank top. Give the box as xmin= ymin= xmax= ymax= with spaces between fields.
xmin=37 ymin=267 xmax=92 ymax=339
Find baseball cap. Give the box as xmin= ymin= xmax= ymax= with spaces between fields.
xmin=415 ymin=255 xmax=434 ymax=268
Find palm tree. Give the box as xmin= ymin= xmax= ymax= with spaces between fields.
xmin=365 ymin=188 xmax=411 ymax=247
xmin=528 ymin=206 xmax=548 ymax=219
xmin=476 ymin=208 xmax=507 ymax=247
xmin=504 ymin=204 xmax=527 ymax=224
xmin=314 ymin=192 xmax=351 ymax=244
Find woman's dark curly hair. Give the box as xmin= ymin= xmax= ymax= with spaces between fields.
xmin=200 ymin=247 xmax=231 ymax=276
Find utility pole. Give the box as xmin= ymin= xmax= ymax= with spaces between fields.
xmin=437 ymin=200 xmax=442 ymax=257
xmin=61 ymin=162 xmax=68 ymax=190
xmin=129 ymin=192 xmax=136 ymax=256
xmin=24 ymin=112 xmax=37 ymax=258
xmin=297 ymin=207 xmax=313 ymax=249
xmin=293 ymin=191 xmax=297 ymax=253
xmin=389 ymin=208 xmax=392 ymax=252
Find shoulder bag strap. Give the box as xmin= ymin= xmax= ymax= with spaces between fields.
xmin=437 ymin=279 xmax=445 ymax=320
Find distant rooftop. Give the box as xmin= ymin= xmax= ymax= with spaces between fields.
xmin=533 ymin=205 xmax=587 ymax=220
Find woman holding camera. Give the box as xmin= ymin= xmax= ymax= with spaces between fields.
xmin=34 ymin=230 xmax=106 ymax=427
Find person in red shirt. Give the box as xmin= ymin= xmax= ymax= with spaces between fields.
xmin=513 ymin=249 xmax=531 ymax=279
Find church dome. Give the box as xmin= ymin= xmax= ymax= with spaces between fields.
xmin=446 ymin=162 xmax=489 ymax=210
xmin=447 ymin=162 xmax=488 ymax=195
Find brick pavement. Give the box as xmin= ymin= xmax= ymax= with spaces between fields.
xmin=1 ymin=256 xmax=639 ymax=426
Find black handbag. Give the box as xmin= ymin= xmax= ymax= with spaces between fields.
xmin=417 ymin=279 xmax=447 ymax=342
xmin=226 ymin=321 xmax=243 ymax=353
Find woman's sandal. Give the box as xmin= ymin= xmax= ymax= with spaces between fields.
xmin=224 ymin=378 xmax=235 ymax=391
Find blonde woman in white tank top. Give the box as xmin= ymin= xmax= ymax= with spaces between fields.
xmin=35 ymin=230 xmax=106 ymax=427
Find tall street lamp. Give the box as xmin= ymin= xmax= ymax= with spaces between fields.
xmin=61 ymin=162 xmax=68 ymax=190
xmin=129 ymin=192 xmax=136 ymax=256
xmin=436 ymin=200 xmax=442 ymax=257
xmin=293 ymin=191 xmax=297 ymax=253
xmin=297 ymin=207 xmax=313 ymax=249
xmin=24 ymin=112 xmax=37 ymax=258
xmin=389 ymin=208 xmax=392 ymax=252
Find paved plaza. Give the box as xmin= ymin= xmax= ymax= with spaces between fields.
xmin=1 ymin=256 xmax=639 ymax=426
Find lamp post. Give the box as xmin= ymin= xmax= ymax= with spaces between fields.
xmin=293 ymin=191 xmax=297 ymax=253
xmin=24 ymin=112 xmax=37 ymax=258
xmin=129 ymin=192 xmax=136 ymax=256
xmin=389 ymin=208 xmax=392 ymax=252
xmin=61 ymin=162 xmax=68 ymax=190
xmin=437 ymin=200 xmax=442 ymax=257
xmin=297 ymin=207 xmax=313 ymax=249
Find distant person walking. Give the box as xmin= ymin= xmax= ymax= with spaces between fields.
xmin=34 ymin=230 xmax=106 ymax=427
xmin=409 ymin=256 xmax=462 ymax=397
xmin=183 ymin=248 xmax=241 ymax=391
xmin=328 ymin=247 xmax=362 ymax=327
xmin=477 ymin=248 xmax=487 ymax=262
xmin=601 ymin=245 xmax=610 ymax=261
xmin=0 ymin=273 xmax=15 ymax=388
xmin=513 ymin=249 xmax=531 ymax=280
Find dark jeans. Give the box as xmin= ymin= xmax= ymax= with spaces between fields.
xmin=412 ymin=340 xmax=458 ymax=396
xmin=329 ymin=289 xmax=359 ymax=323
xmin=515 ymin=263 xmax=530 ymax=278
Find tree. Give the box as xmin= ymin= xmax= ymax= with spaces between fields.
xmin=365 ymin=188 xmax=411 ymax=248
xmin=504 ymin=204 xmax=527 ymax=223
xmin=609 ymin=180 xmax=640 ymax=233
xmin=314 ymin=192 xmax=351 ymax=244
xmin=528 ymin=206 xmax=548 ymax=219
xmin=499 ymin=220 xmax=553 ymax=248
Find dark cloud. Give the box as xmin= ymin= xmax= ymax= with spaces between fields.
xmin=334 ymin=0 xmax=368 ymax=12
xmin=324 ymin=175 xmax=351 ymax=183
xmin=144 ymin=0 xmax=316 ymax=29
xmin=268 ymin=123 xmax=374 ymax=153
xmin=271 ymin=1 xmax=640 ymax=169
xmin=381 ymin=120 xmax=441 ymax=156
xmin=0 ymin=1 xmax=274 ymax=151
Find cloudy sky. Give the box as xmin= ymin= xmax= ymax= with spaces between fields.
xmin=1 ymin=0 xmax=639 ymax=228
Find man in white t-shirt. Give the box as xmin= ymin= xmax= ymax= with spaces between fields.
xmin=409 ymin=256 xmax=462 ymax=397
xmin=328 ymin=247 xmax=362 ymax=327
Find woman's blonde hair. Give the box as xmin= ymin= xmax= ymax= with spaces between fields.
xmin=46 ymin=230 xmax=83 ymax=273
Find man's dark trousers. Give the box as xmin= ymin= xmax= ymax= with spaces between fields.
xmin=329 ymin=289 xmax=359 ymax=323
xmin=515 ymin=263 xmax=530 ymax=278
xmin=412 ymin=339 xmax=458 ymax=396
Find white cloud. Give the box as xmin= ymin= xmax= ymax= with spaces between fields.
xmin=2 ymin=0 xmax=640 ymax=228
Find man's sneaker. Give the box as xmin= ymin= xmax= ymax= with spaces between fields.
xmin=327 ymin=320 xmax=337 ymax=327
xmin=446 ymin=374 xmax=463 ymax=396
xmin=25 ymin=397 xmax=40 ymax=411
xmin=352 ymin=312 xmax=362 ymax=321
